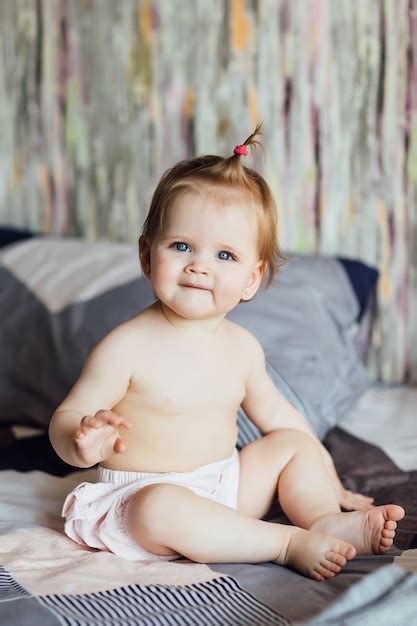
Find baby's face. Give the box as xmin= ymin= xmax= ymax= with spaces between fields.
xmin=145 ymin=192 xmax=265 ymax=321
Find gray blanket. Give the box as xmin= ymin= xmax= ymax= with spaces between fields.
xmin=305 ymin=565 xmax=417 ymax=626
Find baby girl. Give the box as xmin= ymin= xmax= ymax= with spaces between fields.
xmin=49 ymin=124 xmax=405 ymax=580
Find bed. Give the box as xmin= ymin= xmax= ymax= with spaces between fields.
xmin=0 ymin=231 xmax=416 ymax=625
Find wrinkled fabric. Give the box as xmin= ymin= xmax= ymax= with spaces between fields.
xmin=62 ymin=449 xmax=240 ymax=561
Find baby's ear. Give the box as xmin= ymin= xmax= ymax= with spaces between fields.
xmin=242 ymin=260 xmax=267 ymax=301
xmin=138 ymin=236 xmax=151 ymax=278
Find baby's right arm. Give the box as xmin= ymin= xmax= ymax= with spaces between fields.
xmin=48 ymin=325 xmax=134 ymax=468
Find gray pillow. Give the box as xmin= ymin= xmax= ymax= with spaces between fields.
xmin=229 ymin=254 xmax=370 ymax=439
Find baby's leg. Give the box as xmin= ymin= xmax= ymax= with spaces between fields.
xmin=237 ymin=428 xmax=343 ymax=527
xmin=237 ymin=429 xmax=405 ymax=557
xmin=127 ymin=483 xmax=356 ymax=581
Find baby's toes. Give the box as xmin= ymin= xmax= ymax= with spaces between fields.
xmin=379 ymin=520 xmax=397 ymax=551
xmin=321 ymin=558 xmax=342 ymax=574
xmin=380 ymin=536 xmax=393 ymax=549
xmin=340 ymin=543 xmax=356 ymax=561
xmin=314 ymin=564 xmax=336 ymax=579
xmin=382 ymin=528 xmax=396 ymax=540
xmin=326 ymin=550 xmax=347 ymax=568
xmin=316 ymin=544 xmax=355 ymax=579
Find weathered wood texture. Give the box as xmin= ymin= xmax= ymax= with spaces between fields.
xmin=0 ymin=0 xmax=416 ymax=383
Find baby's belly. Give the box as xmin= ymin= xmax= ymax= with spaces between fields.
xmin=100 ymin=413 xmax=238 ymax=473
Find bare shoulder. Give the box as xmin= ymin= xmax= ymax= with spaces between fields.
xmin=222 ymin=319 xmax=265 ymax=364
xmin=223 ymin=318 xmax=261 ymax=347
xmin=93 ymin=303 xmax=157 ymax=353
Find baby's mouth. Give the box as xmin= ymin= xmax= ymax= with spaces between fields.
xmin=180 ymin=284 xmax=210 ymax=291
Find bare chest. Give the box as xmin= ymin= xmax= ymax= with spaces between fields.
xmin=129 ymin=338 xmax=246 ymax=415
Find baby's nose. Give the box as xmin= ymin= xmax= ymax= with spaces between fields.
xmin=186 ymin=263 xmax=209 ymax=274
xmin=185 ymin=257 xmax=210 ymax=274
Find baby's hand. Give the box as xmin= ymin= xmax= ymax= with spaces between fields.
xmin=73 ymin=410 xmax=133 ymax=466
xmin=339 ymin=487 xmax=375 ymax=511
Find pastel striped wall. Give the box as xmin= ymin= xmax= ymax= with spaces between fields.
xmin=1 ymin=0 xmax=416 ymax=384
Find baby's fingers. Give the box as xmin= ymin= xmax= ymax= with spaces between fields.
xmin=351 ymin=492 xmax=374 ymax=504
xmin=113 ymin=437 xmax=128 ymax=454
xmin=341 ymin=490 xmax=375 ymax=511
xmin=76 ymin=415 xmax=104 ymax=436
xmin=94 ymin=411 xmax=133 ymax=430
xmin=85 ymin=415 xmax=105 ymax=429
xmin=74 ymin=416 xmax=93 ymax=438
xmin=354 ymin=495 xmax=375 ymax=510
xmin=107 ymin=416 xmax=133 ymax=429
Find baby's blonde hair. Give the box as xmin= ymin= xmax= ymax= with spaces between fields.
xmin=140 ymin=123 xmax=286 ymax=288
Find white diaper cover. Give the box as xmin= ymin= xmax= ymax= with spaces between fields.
xmin=62 ymin=449 xmax=240 ymax=561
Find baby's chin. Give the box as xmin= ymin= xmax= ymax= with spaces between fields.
xmin=169 ymin=304 xmax=220 ymax=321
xmin=161 ymin=297 xmax=228 ymax=322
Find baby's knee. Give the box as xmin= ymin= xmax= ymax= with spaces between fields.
xmin=129 ymin=484 xmax=173 ymax=526
xmin=127 ymin=484 xmax=183 ymax=555
xmin=127 ymin=483 xmax=191 ymax=539
xmin=269 ymin=428 xmax=321 ymax=455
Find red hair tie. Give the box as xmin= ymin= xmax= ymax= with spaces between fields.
xmin=233 ymin=144 xmax=248 ymax=156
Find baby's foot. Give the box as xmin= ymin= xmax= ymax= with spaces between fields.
xmin=309 ymin=504 xmax=405 ymax=555
xmin=275 ymin=528 xmax=356 ymax=581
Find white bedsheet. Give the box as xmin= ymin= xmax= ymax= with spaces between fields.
xmin=339 ymin=383 xmax=417 ymax=472
xmin=0 ymin=468 xmax=219 ymax=595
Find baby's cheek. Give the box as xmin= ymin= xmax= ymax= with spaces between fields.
xmin=221 ymin=277 xmax=246 ymax=299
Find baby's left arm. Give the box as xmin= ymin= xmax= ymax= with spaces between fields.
xmin=240 ymin=331 xmax=323 ymax=439
xmin=240 ymin=332 xmax=374 ymax=511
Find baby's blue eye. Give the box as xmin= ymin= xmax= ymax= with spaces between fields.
xmin=171 ymin=242 xmax=235 ymax=261
xmin=173 ymin=242 xmax=190 ymax=252
xmin=218 ymin=251 xmax=235 ymax=261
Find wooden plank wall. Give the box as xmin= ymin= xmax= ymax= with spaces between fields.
xmin=0 ymin=0 xmax=416 ymax=384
